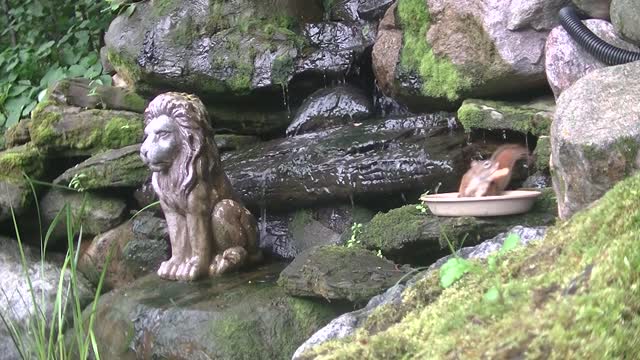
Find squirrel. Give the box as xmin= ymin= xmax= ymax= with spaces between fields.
xmin=458 ymin=144 xmax=530 ymax=197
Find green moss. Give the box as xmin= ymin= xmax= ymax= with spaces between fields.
xmin=30 ymin=104 xmax=61 ymax=147
xmin=457 ymin=99 xmax=553 ymax=136
xmin=397 ymin=0 xmax=471 ymax=101
xmin=304 ymin=173 xmax=640 ymax=359
xmin=122 ymin=92 xmax=147 ymax=113
xmin=0 ymin=144 xmax=45 ymax=181
xmin=456 ymin=102 xmax=484 ymax=130
xmin=171 ymin=14 xmax=198 ymax=47
xmin=359 ymin=205 xmax=424 ymax=250
xmin=272 ymin=54 xmax=295 ymax=86
xmin=102 ymin=116 xmax=144 ymax=149
xmin=107 ymin=50 xmax=142 ymax=87
xmin=534 ymin=136 xmax=551 ymax=172
xmin=209 ymin=285 xmax=336 ymax=359
xmin=289 ymin=209 xmax=314 ymax=240
xmin=612 ymin=136 xmax=640 ymax=170
xmin=227 ymin=61 xmax=254 ymax=95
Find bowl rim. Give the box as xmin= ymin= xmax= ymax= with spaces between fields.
xmin=420 ymin=190 xmax=542 ymax=203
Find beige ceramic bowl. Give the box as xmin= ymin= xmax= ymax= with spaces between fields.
xmin=420 ymin=190 xmax=542 ymax=217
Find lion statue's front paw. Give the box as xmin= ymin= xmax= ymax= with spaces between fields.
xmin=157 ymin=257 xmax=184 ymax=280
xmin=209 ymin=247 xmax=248 ymax=276
xmin=176 ymin=255 xmax=210 ymax=281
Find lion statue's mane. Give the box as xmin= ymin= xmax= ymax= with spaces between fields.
xmin=143 ymin=92 xmax=222 ymax=202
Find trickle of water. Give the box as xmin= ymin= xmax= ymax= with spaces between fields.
xmin=260 ymin=205 xmax=267 ymax=242
xmin=525 ymin=135 xmax=531 ymax=177
xmin=502 ymin=129 xmax=507 ymax=140
xmin=281 ymin=84 xmax=291 ymax=118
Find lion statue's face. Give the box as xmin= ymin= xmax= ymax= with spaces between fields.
xmin=140 ymin=114 xmax=180 ymax=173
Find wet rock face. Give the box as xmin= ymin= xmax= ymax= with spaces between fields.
xmin=223 ymin=114 xmax=466 ymax=210
xmin=278 ymin=245 xmax=409 ymax=303
xmin=89 ymin=263 xmax=338 ymax=360
xmin=545 ymin=19 xmax=639 ymax=98
xmin=286 ymin=85 xmax=373 ymax=136
xmin=103 ymin=0 xmax=372 ymax=122
xmin=551 ymin=61 xmax=640 ymax=219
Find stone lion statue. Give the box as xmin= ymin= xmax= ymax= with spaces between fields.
xmin=140 ymin=92 xmax=262 ymax=281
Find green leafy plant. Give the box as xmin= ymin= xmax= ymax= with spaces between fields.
xmin=0 ymin=0 xmax=115 ymax=134
xmin=346 ymin=222 xmax=363 ymax=248
xmin=439 ymin=232 xmax=522 ymax=293
xmin=483 ymin=233 xmax=520 ymax=303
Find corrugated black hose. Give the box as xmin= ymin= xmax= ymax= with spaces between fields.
xmin=559 ymin=6 xmax=640 ymax=65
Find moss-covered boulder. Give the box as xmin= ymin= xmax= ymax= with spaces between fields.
xmin=372 ymin=0 xmax=559 ymax=111
xmin=357 ymin=188 xmax=557 ymax=264
xmin=49 ymin=78 xmax=147 ymax=113
xmin=457 ymin=97 xmax=554 ymax=137
xmin=551 ymin=61 xmax=640 ymax=219
xmin=40 ymin=189 xmax=127 ymax=245
xmin=54 ymin=144 xmax=148 ymax=190
xmin=545 ymin=19 xmax=638 ymax=98
xmin=30 ymin=103 xmax=143 ymax=156
xmin=79 ymin=212 xmax=169 ymax=290
xmin=89 ymin=263 xmax=339 ymax=360
xmin=0 ymin=144 xmax=45 ymax=222
xmin=300 ymin=167 xmax=640 ymax=359
xmin=278 ymin=245 xmax=408 ymax=303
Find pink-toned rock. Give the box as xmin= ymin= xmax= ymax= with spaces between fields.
xmin=545 ymin=19 xmax=640 ymax=98
xmin=372 ymin=3 xmax=402 ymax=98
xmin=372 ymin=0 xmax=564 ymax=110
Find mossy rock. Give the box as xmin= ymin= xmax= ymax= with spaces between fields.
xmin=300 ymin=164 xmax=640 ymax=359
xmin=54 ymin=144 xmax=148 ymax=190
xmin=373 ymin=0 xmax=550 ymax=111
xmin=358 ymin=188 xmax=557 ymax=264
xmin=457 ymin=97 xmax=555 ymax=137
xmin=533 ymin=135 xmax=551 ymax=172
xmin=3 ymin=118 xmax=32 ymax=148
xmin=30 ymin=103 xmax=143 ymax=156
xmin=49 ymin=78 xmax=148 ymax=113
xmin=0 ymin=144 xmax=46 ymax=222
xmin=40 ymin=189 xmax=127 ymax=244
xmin=88 ymin=263 xmax=339 ymax=360
xmin=278 ymin=245 xmax=409 ymax=303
